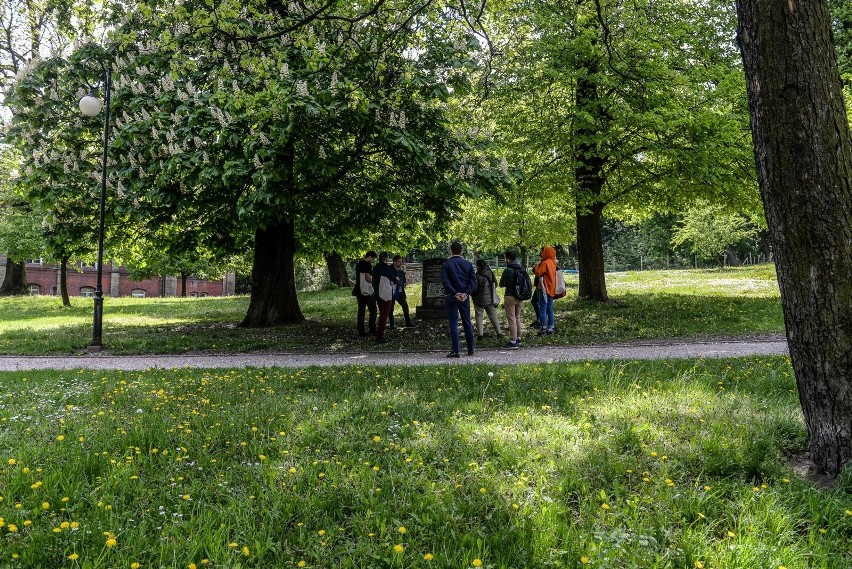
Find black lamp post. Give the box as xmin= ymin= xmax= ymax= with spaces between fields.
xmin=79 ymin=64 xmax=111 ymax=351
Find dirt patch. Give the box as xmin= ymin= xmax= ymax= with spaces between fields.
xmin=787 ymin=452 xmax=836 ymax=489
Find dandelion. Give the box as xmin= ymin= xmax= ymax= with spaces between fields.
xmin=318 ymin=529 xmax=326 ymax=536
xmin=106 ymin=537 xmax=117 ymax=547
xmin=580 ymin=556 xmax=589 ymax=564
xmin=601 ymin=503 xmax=610 ymax=510
xmin=665 ymin=479 xmax=675 ymax=487
xmin=472 ymin=559 xmax=482 ymax=567
xmin=57 ymin=435 xmax=65 ymax=441
xmin=297 ymin=562 xmax=306 ymax=568
xmin=41 ymin=501 xmax=50 ymax=509
xmin=131 ymin=564 xmax=141 ymax=569
xmin=8 ymin=524 xmax=18 ymax=532
xmin=23 ymin=520 xmax=32 ymax=526
xmin=229 ymin=542 xmax=238 ymax=549
xmin=695 ymin=562 xmax=704 ymax=569
xmin=373 ymin=435 xmax=381 ymax=442
xmin=242 ymin=546 xmax=250 ymax=556
xmin=7 ymin=458 xmax=15 ymax=465
xmin=189 ymin=564 xmax=197 ymax=569
xmin=424 ymin=553 xmax=434 ymax=560
xmin=394 ymin=544 xmax=404 ymax=553
xmin=398 ymin=526 xmax=407 ymax=534
xmin=69 ymin=553 xmax=79 ymax=560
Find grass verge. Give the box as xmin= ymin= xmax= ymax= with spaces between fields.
xmin=0 ymin=357 xmax=849 ymax=567
xmin=0 ymin=266 xmax=784 ymax=356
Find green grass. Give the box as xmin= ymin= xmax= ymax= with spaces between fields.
xmin=0 ymin=358 xmax=849 ymax=567
xmin=0 ymin=265 xmax=784 ymax=355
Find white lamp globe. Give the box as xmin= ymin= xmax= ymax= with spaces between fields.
xmin=79 ymin=95 xmax=102 ymax=116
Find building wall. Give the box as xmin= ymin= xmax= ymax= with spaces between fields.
xmin=21 ymin=260 xmax=231 ymax=297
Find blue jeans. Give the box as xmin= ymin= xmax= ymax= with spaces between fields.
xmin=537 ymin=289 xmax=554 ymax=331
xmin=445 ymin=295 xmax=475 ymax=354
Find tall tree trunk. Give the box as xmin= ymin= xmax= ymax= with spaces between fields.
xmin=324 ymin=251 xmax=351 ymax=287
xmin=181 ymin=272 xmax=188 ymax=297
xmin=60 ymin=256 xmax=71 ymax=307
xmin=240 ymin=219 xmax=304 ymax=327
xmin=574 ymin=32 xmax=609 ymax=302
xmin=737 ymin=0 xmax=852 ymax=476
xmin=0 ymin=257 xmax=27 ymax=296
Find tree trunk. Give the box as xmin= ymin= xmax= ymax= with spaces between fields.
xmin=240 ymin=219 xmax=305 ymax=327
xmin=181 ymin=272 xmax=188 ymax=297
xmin=737 ymin=0 xmax=852 ymax=476
xmin=60 ymin=256 xmax=71 ymax=307
xmin=574 ymin=35 xmax=609 ymax=302
xmin=575 ymin=200 xmax=608 ymax=301
xmin=0 ymin=257 xmax=27 ymax=296
xmin=324 ymin=251 xmax=351 ymax=287
xmin=724 ymin=246 xmax=742 ymax=267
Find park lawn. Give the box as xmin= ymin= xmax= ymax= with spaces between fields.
xmin=0 ymin=265 xmax=784 ymax=355
xmin=0 ymin=358 xmax=849 ymax=568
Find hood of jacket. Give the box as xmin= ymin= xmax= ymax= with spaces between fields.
xmin=540 ymin=246 xmax=557 ymax=262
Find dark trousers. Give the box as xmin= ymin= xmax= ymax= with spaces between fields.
xmin=376 ymin=299 xmax=394 ymax=340
xmin=357 ymin=294 xmax=377 ymax=336
xmin=445 ymin=295 xmax=475 ymax=354
xmin=390 ymin=290 xmax=413 ymax=327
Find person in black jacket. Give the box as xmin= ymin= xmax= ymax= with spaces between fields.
xmin=372 ymin=252 xmax=398 ymax=344
xmin=440 ymin=242 xmax=478 ymax=357
xmin=352 ymin=251 xmax=377 ymax=337
xmin=389 ymin=255 xmax=416 ymax=329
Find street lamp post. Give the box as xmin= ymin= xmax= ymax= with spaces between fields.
xmin=79 ymin=65 xmax=112 ymax=351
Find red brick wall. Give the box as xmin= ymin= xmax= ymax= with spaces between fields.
xmin=24 ymin=263 xmax=224 ymax=297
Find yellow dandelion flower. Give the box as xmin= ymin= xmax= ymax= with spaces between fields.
xmin=727 ymin=531 xmax=735 ymax=537
xmin=23 ymin=520 xmax=32 ymax=527
xmin=189 ymin=564 xmax=197 ymax=569
xmin=424 ymin=553 xmax=434 ymax=561
xmin=7 ymin=458 xmax=15 ymax=465
xmin=229 ymin=542 xmax=238 ymax=549
xmin=106 ymin=537 xmax=117 ymax=547
xmin=665 ymin=479 xmax=675 ymax=487
xmin=601 ymin=503 xmax=610 ymax=510
xmin=580 ymin=556 xmax=589 ymax=564
xmin=695 ymin=562 xmax=704 ymax=569
xmin=394 ymin=544 xmax=404 ymax=553
xmin=68 ymin=553 xmax=79 ymax=560
xmin=259 ymin=454 xmax=267 ymax=461
xmin=242 ymin=546 xmax=250 ymax=556
xmin=70 ymin=521 xmax=80 ymax=529
xmin=373 ymin=436 xmax=381 ymax=442
xmin=131 ymin=563 xmax=141 ymax=569
xmin=318 ymin=529 xmax=326 ymax=536
xmin=8 ymin=524 xmax=18 ymax=532
xmin=398 ymin=526 xmax=407 ymax=534
xmin=472 ymin=559 xmax=482 ymax=567
xmin=41 ymin=501 xmax=50 ymax=509
xmin=297 ymin=562 xmax=306 ymax=568
xmin=57 ymin=435 xmax=65 ymax=441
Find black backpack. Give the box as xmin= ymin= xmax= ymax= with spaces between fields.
xmin=512 ymin=265 xmax=533 ymax=300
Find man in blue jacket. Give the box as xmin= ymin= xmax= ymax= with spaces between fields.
xmin=441 ymin=241 xmax=478 ymax=357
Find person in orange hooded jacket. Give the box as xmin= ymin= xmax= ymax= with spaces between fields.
xmin=533 ymin=246 xmax=557 ymax=335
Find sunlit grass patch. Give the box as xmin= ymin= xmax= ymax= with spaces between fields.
xmin=0 ymin=357 xmax=848 ymax=567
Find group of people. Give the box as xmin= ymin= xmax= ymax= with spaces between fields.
xmin=352 ymin=251 xmax=417 ymax=344
xmin=352 ymin=242 xmax=562 ymax=357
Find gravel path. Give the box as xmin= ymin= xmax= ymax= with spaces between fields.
xmin=0 ymin=335 xmax=788 ymax=371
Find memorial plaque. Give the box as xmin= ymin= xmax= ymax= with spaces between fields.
xmin=415 ymin=258 xmax=447 ymax=319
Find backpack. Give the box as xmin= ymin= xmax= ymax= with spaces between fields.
xmin=554 ymin=269 xmax=567 ymax=299
xmin=512 ymin=265 xmax=533 ymax=301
